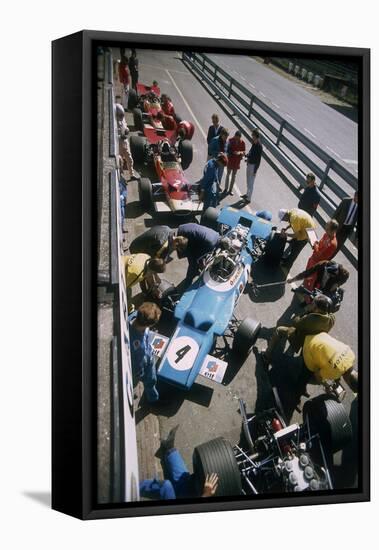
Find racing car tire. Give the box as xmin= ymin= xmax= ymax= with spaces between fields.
xmin=130 ymin=135 xmax=146 ymax=166
xmin=127 ymin=88 xmax=138 ymax=110
xmin=178 ymin=139 xmax=193 ymax=170
xmin=233 ymin=317 xmax=261 ymax=357
xmin=263 ymin=230 xmax=286 ymax=267
xmin=303 ymin=395 xmax=353 ymax=454
xmin=201 ymin=207 xmax=220 ymax=231
xmin=138 ymin=177 xmax=153 ymax=210
xmin=133 ymin=108 xmax=144 ymax=132
xmin=193 ymin=437 xmax=242 ymax=497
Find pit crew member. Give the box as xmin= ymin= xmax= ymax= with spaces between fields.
xmin=129 ymin=225 xmax=188 ymax=261
xmin=261 ymin=294 xmax=335 ymax=366
xmin=121 ymin=253 xmax=166 ymax=311
xmin=298 ymin=173 xmax=321 ymax=217
xmin=128 ymin=302 xmax=162 ymax=403
xmin=278 ymin=207 xmax=316 ymax=268
xmin=198 ymin=153 xmax=228 ymax=211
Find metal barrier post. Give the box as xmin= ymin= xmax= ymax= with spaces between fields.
xmin=319 ymin=158 xmax=334 ymax=190
xmin=276 ymin=120 xmax=287 ymax=146
xmin=228 ymin=78 xmax=234 ymax=98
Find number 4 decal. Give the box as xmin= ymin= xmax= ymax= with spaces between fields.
xmin=166 ymin=336 xmax=199 ymax=371
xmin=175 ymin=345 xmax=191 ymax=363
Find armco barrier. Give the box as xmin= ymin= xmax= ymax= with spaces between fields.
xmin=182 ymin=52 xmax=357 ymax=265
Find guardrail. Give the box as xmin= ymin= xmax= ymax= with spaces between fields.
xmin=182 ymin=53 xmax=357 ymax=201
xmin=182 ymin=52 xmax=357 ymax=264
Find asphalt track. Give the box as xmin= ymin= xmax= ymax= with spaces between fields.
xmin=208 ymin=54 xmax=358 ymax=175
xmin=121 ymin=48 xmax=359 ymax=489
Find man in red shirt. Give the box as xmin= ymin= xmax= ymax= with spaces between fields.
xmin=177 ymin=120 xmax=195 ymax=140
xmin=161 ymin=94 xmax=175 ymax=117
xmin=156 ymin=111 xmax=177 ymax=131
xmin=118 ymin=56 xmax=130 ymax=110
xmin=224 ymin=131 xmax=246 ymax=195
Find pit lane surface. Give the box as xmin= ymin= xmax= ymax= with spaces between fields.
xmin=208 ymin=54 xmax=358 ymax=175
xmin=122 ymin=48 xmax=358 ymax=488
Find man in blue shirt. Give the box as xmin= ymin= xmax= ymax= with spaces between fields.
xmin=177 ymin=221 xmax=221 ymax=287
xmin=199 ymin=153 xmax=228 ymax=211
xmin=207 ymin=128 xmax=229 ymax=184
xmin=298 ymin=173 xmax=321 ymax=217
xmin=128 ymin=302 xmax=162 ymax=403
xmin=139 ymin=426 xmax=219 ymax=500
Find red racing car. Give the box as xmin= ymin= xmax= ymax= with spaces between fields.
xmin=130 ymin=135 xmax=200 ymax=216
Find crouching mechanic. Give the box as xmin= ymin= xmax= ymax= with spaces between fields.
xmin=129 ymin=302 xmax=162 ymax=404
xmin=129 ymin=225 xmax=188 ymax=262
xmin=139 ymin=426 xmax=219 ymax=499
xmin=262 ymin=294 xmax=335 ymax=365
xmin=278 ymin=207 xmax=315 ymax=268
xmin=122 ymin=253 xmax=166 ymax=312
xmin=302 ymin=332 xmax=358 ymax=392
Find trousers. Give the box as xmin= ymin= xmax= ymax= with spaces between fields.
xmin=246 ymin=163 xmax=257 ymax=201
xmin=225 ymin=167 xmax=238 ymax=192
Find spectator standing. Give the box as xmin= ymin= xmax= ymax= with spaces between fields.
xmin=298 ymin=173 xmax=321 ymax=216
xmin=332 ymin=191 xmax=358 ymax=253
xmin=206 ymin=113 xmax=224 ymax=147
xmin=208 ymin=128 xmax=229 ymax=184
xmin=128 ymin=49 xmax=139 ymax=90
xmin=278 ymin=207 xmax=316 ymax=267
xmin=128 ymin=302 xmax=162 ymax=403
xmin=224 ymin=131 xmax=246 ymax=196
xmin=242 ymin=129 xmax=262 ymax=204
xmin=115 ymin=102 xmax=137 ymax=179
xmin=199 ymin=153 xmax=228 ymax=212
xmin=118 ymin=55 xmax=130 ymax=110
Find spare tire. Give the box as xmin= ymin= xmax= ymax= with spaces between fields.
xmin=201 ymin=207 xmax=219 ymax=231
xmin=303 ymin=395 xmax=353 ymax=454
xmin=264 ymin=230 xmax=286 ymax=267
xmin=130 ymin=135 xmax=146 ymax=166
xmin=179 ymin=139 xmax=193 ymax=170
xmin=138 ymin=177 xmax=153 ymax=210
xmin=193 ymin=437 xmax=242 ymax=497
xmin=127 ymin=88 xmax=138 ymax=110
xmin=233 ymin=317 xmax=261 ymax=357
xmin=133 ymin=108 xmax=144 ymax=132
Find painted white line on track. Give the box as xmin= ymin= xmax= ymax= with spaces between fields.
xmin=286 ymin=114 xmax=296 ymax=122
xmin=304 ymin=128 xmax=316 ymax=139
xmin=260 ymin=92 xmax=267 ymax=98
xmin=326 ymin=146 xmax=341 ymax=158
xmin=248 ymin=83 xmax=256 ymax=89
xmin=165 ymin=69 xmax=253 ymax=214
xmin=341 ymin=158 xmax=358 ymax=164
xmin=272 ymin=102 xmax=280 ymax=109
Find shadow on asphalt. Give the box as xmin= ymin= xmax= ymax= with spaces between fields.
xmin=125 ymin=200 xmax=145 ymax=219
xmin=325 ymin=102 xmax=358 ymax=123
xmin=247 ymin=261 xmax=286 ymax=303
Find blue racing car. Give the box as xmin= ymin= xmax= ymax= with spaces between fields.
xmin=152 ymin=206 xmax=278 ymax=391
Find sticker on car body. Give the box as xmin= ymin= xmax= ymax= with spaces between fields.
xmin=165 ymin=335 xmax=199 ymax=371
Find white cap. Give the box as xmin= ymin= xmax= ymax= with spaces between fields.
xmin=278 ymin=209 xmax=287 ymax=221
xmin=115 ymin=103 xmax=125 ymax=118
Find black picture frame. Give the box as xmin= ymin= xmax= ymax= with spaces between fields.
xmin=52 ymin=30 xmax=370 ymax=520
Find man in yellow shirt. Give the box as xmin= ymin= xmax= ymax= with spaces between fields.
xmin=121 ymin=253 xmax=166 ymax=311
xmin=278 ymin=208 xmax=315 ymax=267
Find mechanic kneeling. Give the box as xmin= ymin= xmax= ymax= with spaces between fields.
xmin=262 ymin=294 xmax=335 ymax=365
xmin=302 ymin=331 xmax=358 ymax=392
